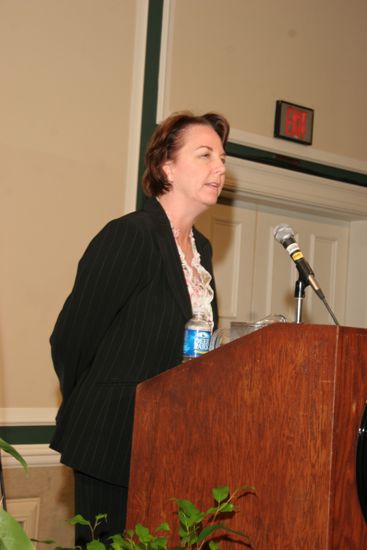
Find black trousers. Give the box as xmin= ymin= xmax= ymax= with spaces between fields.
xmin=74 ymin=470 xmax=128 ymax=547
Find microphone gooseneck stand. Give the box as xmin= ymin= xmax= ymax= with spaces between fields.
xmin=294 ymin=278 xmax=306 ymax=324
xmin=294 ymin=275 xmax=340 ymax=326
xmin=273 ymin=223 xmax=340 ymax=326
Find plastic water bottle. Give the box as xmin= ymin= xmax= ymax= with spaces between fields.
xmin=182 ymin=313 xmax=212 ymax=362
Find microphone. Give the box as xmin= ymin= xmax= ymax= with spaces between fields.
xmin=273 ymin=223 xmax=325 ymax=300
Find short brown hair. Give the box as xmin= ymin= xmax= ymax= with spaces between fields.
xmin=142 ymin=111 xmax=230 ymax=197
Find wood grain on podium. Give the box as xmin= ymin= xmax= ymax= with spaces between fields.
xmin=127 ymin=324 xmax=367 ymax=549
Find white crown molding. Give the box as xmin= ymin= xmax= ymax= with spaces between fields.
xmin=0 ymin=408 xmax=57 ymax=426
xmin=229 ymin=128 xmax=367 ymax=175
xmin=224 ymin=156 xmax=367 ymax=221
xmin=124 ymin=0 xmax=149 ymax=214
xmin=1 ymin=444 xmax=60 ymax=469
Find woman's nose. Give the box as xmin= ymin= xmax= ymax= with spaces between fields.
xmin=213 ymin=156 xmax=226 ymax=175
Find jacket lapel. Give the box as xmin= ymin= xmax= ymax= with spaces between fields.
xmin=143 ymin=198 xmax=192 ymax=321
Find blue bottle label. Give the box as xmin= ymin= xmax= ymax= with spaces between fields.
xmin=183 ymin=328 xmax=211 ymax=358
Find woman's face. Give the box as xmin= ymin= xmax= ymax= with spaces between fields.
xmin=162 ymin=124 xmax=226 ymax=212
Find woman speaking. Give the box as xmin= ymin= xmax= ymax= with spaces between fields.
xmin=50 ymin=111 xmax=229 ymax=546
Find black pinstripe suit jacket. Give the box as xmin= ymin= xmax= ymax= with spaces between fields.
xmin=50 ymin=197 xmax=218 ymax=486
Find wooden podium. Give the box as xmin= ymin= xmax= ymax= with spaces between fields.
xmin=127 ymin=324 xmax=367 ymax=548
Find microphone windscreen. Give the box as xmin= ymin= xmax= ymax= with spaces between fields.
xmin=273 ymin=223 xmax=294 ymax=244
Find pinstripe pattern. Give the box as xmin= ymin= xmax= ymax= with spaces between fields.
xmin=50 ymin=197 xmax=218 ymax=486
xmin=74 ymin=471 xmax=128 ymax=545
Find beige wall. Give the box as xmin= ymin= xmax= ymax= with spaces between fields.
xmin=1 ymin=0 xmax=367 ymax=542
xmin=165 ymin=0 xmax=367 ymax=162
xmin=1 ymin=0 xmax=367 ymax=421
xmin=0 ymin=0 xmax=137 ymax=408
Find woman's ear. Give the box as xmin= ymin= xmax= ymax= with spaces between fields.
xmin=161 ymin=160 xmax=173 ymax=184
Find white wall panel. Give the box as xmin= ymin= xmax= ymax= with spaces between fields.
xmin=252 ymin=210 xmax=349 ymax=325
xmin=197 ymin=159 xmax=357 ymax=328
xmin=345 ymin=220 xmax=367 ymax=328
xmin=196 ymin=202 xmax=256 ymax=328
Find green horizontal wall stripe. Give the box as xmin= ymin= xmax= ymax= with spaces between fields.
xmin=0 ymin=426 xmax=55 ymax=445
xmin=226 ymin=142 xmax=367 ymax=188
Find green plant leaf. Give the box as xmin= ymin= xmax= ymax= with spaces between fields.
xmin=218 ymin=503 xmax=234 ymax=513
xmin=151 ymin=536 xmax=168 ymax=550
xmin=176 ymin=500 xmax=204 ymax=526
xmin=135 ymin=523 xmax=152 ymax=544
xmin=212 ymin=486 xmax=229 ymax=504
xmin=67 ymin=514 xmax=92 ymax=527
xmin=109 ymin=535 xmax=132 ymax=550
xmin=208 ymin=541 xmax=220 ymax=550
xmin=0 ymin=508 xmax=36 ymax=549
xmin=175 ymin=499 xmax=200 ymax=517
xmin=205 ymin=507 xmax=218 ymax=515
xmin=86 ymin=541 xmax=106 ymax=550
xmin=94 ymin=514 xmax=108 ymax=525
xmin=109 ymin=534 xmax=124 ymax=544
xmin=178 ymin=510 xmax=189 ymax=527
xmin=0 ymin=438 xmax=28 ymax=473
xmin=178 ymin=524 xmax=189 ymax=538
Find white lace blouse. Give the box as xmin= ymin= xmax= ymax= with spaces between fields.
xmin=174 ymin=229 xmax=214 ymax=331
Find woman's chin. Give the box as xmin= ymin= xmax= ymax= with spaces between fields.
xmin=203 ymin=190 xmax=221 ymax=206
